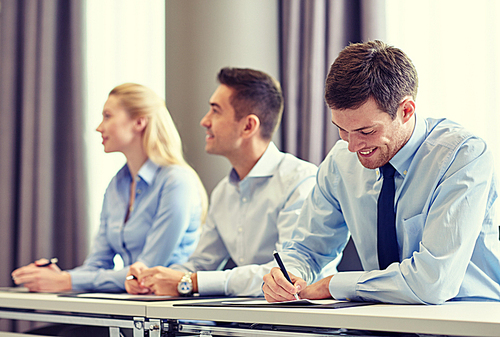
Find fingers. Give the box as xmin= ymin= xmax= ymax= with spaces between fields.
xmin=125 ymin=278 xmax=151 ymax=295
xmin=11 ymin=267 xmax=67 ymax=292
xmin=263 ymin=267 xmax=304 ymax=302
xmin=11 ymin=263 xmax=37 ymax=280
xmin=126 ymin=262 xmax=151 ymax=294
xmin=128 ymin=261 xmax=148 ymax=277
xmin=137 ymin=267 xmax=157 ymax=280
xmin=34 ymin=258 xmax=50 ymax=266
xmin=137 ymin=266 xmax=166 ymax=282
xmin=140 ymin=268 xmax=183 ymax=296
xmin=11 ymin=266 xmax=39 ymax=285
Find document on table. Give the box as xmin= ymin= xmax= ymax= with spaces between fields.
xmin=221 ymin=299 xmax=330 ymax=305
xmin=175 ymin=298 xmax=373 ymax=309
xmin=58 ymin=292 xmax=211 ymax=301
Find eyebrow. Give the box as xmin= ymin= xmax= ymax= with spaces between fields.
xmin=209 ymin=102 xmax=221 ymax=109
xmin=331 ymin=120 xmax=376 ymax=133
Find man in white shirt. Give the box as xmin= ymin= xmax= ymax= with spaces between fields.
xmin=125 ymin=67 xmax=337 ymax=297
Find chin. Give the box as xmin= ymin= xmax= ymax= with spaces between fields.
xmin=358 ymin=157 xmax=384 ymax=170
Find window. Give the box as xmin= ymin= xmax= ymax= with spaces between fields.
xmin=386 ymin=0 xmax=500 ymax=215
xmin=84 ymin=0 xmax=165 ymax=266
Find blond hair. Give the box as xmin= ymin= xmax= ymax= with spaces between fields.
xmin=109 ymin=83 xmax=208 ymax=222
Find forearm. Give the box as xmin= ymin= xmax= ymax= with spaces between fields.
xmin=69 ymin=267 xmax=128 ymax=292
xmin=197 ymin=262 xmax=275 ymax=297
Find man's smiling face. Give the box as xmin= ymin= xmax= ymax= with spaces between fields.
xmin=331 ymin=97 xmax=414 ymax=169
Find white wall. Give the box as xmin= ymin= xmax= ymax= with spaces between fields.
xmin=166 ymin=0 xmax=279 ymax=194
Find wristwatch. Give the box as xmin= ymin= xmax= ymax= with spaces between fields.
xmin=177 ymin=272 xmax=193 ymax=296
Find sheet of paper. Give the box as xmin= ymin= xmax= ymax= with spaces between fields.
xmin=221 ymin=299 xmax=341 ymax=305
xmin=74 ymin=293 xmax=172 ymax=300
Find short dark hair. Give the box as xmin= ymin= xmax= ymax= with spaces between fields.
xmin=217 ymin=67 xmax=283 ymax=140
xmin=325 ymin=40 xmax=418 ymax=119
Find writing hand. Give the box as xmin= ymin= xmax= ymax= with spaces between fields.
xmin=262 ymin=267 xmax=306 ymax=302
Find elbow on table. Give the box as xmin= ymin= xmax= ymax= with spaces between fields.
xmin=411 ymin=284 xmax=459 ymax=305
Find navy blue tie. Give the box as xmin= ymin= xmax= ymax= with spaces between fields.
xmin=377 ymin=163 xmax=399 ymax=270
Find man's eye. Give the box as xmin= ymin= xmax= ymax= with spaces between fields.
xmin=360 ymin=130 xmax=375 ymax=135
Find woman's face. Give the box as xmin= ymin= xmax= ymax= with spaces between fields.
xmin=96 ymin=95 xmax=138 ymax=154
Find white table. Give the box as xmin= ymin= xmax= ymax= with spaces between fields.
xmin=0 ymin=290 xmax=159 ymax=337
xmin=2 ymin=290 xmax=500 ymax=336
xmin=147 ymin=298 xmax=500 ymax=336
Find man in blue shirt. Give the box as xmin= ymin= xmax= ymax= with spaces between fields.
xmin=126 ymin=68 xmax=338 ymax=296
xmin=263 ymin=40 xmax=500 ymax=304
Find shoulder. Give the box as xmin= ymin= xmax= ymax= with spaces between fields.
xmin=104 ymin=164 xmax=128 ymax=194
xmin=422 ymin=118 xmax=489 ymax=164
xmin=425 ymin=118 xmax=482 ymax=147
xmin=154 ymin=164 xmax=200 ymax=190
xmin=276 ymin=152 xmax=318 ymax=181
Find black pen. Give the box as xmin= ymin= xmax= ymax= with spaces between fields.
xmin=38 ymin=258 xmax=58 ymax=267
xmin=273 ymin=250 xmax=300 ymax=300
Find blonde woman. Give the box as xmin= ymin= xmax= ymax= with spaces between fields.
xmin=12 ymin=83 xmax=207 ymax=293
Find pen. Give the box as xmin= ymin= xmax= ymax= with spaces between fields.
xmin=273 ymin=250 xmax=300 ymax=300
xmin=38 ymin=258 xmax=58 ymax=267
xmin=126 ymin=275 xmax=137 ymax=281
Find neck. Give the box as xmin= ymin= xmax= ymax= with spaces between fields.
xmin=230 ymin=138 xmax=270 ymax=181
xmin=124 ymin=146 xmax=149 ymax=178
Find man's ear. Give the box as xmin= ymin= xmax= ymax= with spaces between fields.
xmin=135 ymin=116 xmax=148 ymax=133
xmin=241 ymin=114 xmax=260 ymax=138
xmin=401 ymin=98 xmax=416 ymax=123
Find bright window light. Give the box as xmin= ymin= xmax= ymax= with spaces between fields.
xmin=84 ymin=0 xmax=165 ymax=268
xmin=386 ymin=0 xmax=500 ymax=217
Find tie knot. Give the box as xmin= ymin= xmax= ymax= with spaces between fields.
xmin=380 ymin=163 xmax=396 ymax=178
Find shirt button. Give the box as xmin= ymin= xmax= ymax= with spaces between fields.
xmin=242 ymin=197 xmax=247 ymax=202
xmin=135 ymin=177 xmax=141 ymax=182
xmin=239 ymin=258 xmax=244 ymax=263
xmin=137 ymin=189 xmax=142 ymax=194
xmin=238 ymin=227 xmax=243 ymax=232
xmin=403 ymin=170 xmax=407 ymax=175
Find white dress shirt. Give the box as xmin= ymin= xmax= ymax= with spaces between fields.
xmin=171 ymin=142 xmax=338 ymax=296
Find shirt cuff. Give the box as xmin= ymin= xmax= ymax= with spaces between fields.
xmin=67 ymin=270 xmax=94 ymax=291
xmin=329 ymin=271 xmax=364 ymax=301
xmin=197 ymin=270 xmax=226 ymax=296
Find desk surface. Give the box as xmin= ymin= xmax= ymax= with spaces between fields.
xmin=0 ymin=290 xmax=147 ymax=317
xmin=147 ymin=299 xmax=500 ymax=337
xmin=1 ymin=290 xmax=500 ymax=336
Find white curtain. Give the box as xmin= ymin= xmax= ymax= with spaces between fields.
xmin=386 ymin=0 xmax=500 ymax=219
xmin=84 ymin=0 xmax=166 ymax=249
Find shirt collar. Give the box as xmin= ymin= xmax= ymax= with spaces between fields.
xmin=136 ymin=159 xmax=160 ymax=185
xmin=229 ymin=142 xmax=284 ymax=183
xmin=388 ymin=114 xmax=426 ymax=178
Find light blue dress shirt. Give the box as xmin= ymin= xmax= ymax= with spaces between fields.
xmin=171 ymin=142 xmax=339 ymax=296
xmin=282 ymin=116 xmax=500 ymax=304
xmin=69 ymin=159 xmax=202 ymax=292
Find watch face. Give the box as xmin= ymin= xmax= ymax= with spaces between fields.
xmin=178 ymin=281 xmax=192 ymax=295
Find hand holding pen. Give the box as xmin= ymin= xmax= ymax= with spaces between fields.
xmin=125 ymin=261 xmax=152 ymax=294
xmin=35 ymin=257 xmax=59 ymax=267
xmin=11 ymin=257 xmax=72 ymax=292
xmin=273 ymin=250 xmax=300 ymax=300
